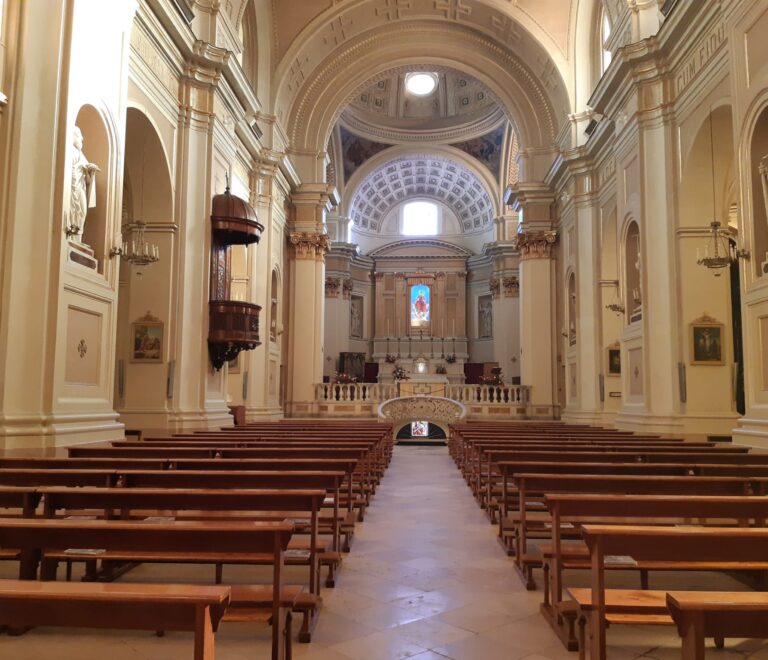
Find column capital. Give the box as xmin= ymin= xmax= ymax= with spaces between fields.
xmin=289 ymin=232 xmax=330 ymax=260
xmin=514 ymin=230 xmax=559 ymax=260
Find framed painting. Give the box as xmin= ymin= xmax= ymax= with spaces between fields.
xmin=607 ymin=344 xmax=621 ymax=375
xmin=131 ymin=313 xmax=163 ymax=363
xmin=227 ymin=355 xmax=240 ymax=374
xmin=409 ymin=284 xmax=431 ymax=329
xmin=690 ymin=315 xmax=724 ymax=365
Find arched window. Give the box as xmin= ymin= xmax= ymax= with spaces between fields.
xmin=600 ymin=10 xmax=612 ymax=75
xmin=402 ymin=201 xmax=438 ymax=236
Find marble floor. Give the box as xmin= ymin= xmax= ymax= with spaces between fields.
xmin=2 ymin=445 xmax=766 ymax=659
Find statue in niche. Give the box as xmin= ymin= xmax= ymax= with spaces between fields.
xmin=69 ymin=126 xmax=100 ymax=242
xmin=478 ymin=296 xmax=493 ymax=339
xmin=350 ymin=296 xmax=363 ymax=339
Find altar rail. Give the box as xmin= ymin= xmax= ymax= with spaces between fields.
xmin=314 ymin=382 xmax=533 ymax=419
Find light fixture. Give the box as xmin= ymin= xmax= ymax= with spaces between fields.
xmin=697 ymin=108 xmax=749 ymax=271
xmin=405 ymin=72 xmax=438 ymax=96
xmin=604 ymin=280 xmax=625 ymax=315
xmin=111 ymin=220 xmax=159 ymax=266
xmin=111 ymin=133 xmax=160 ymax=266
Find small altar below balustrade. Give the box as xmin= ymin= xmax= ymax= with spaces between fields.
xmin=398 ymin=375 xmax=449 ymax=398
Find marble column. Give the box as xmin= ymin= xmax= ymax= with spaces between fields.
xmin=517 ymin=231 xmax=559 ymax=417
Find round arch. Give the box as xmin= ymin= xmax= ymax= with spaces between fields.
xmin=342 ymin=143 xmax=502 ymax=234
xmin=279 ymin=21 xmax=568 ymax=171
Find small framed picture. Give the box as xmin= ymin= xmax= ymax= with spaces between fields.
xmin=607 ymin=345 xmax=621 ymax=375
xmin=227 ymin=355 xmax=240 ymax=374
xmin=690 ymin=315 xmax=724 ymax=365
xmin=131 ymin=313 xmax=163 ymax=363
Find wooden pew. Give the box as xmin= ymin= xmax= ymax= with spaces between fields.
xmin=40 ymin=487 xmax=326 ymax=642
xmin=577 ymin=525 xmax=768 ymax=660
xmin=508 ymin=473 xmax=767 ymax=588
xmin=0 ymin=518 xmax=294 ymax=660
xmin=0 ymin=580 xmax=230 ymax=660
xmin=541 ymin=494 xmax=768 ymax=649
xmin=666 ymin=591 xmax=768 ymax=660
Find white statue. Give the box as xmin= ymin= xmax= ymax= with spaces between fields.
xmin=69 ymin=126 xmax=100 ymax=242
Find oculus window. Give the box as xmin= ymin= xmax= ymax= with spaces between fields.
xmin=404 ymin=72 xmax=438 ymax=96
xmin=402 ymin=201 xmax=438 ymax=236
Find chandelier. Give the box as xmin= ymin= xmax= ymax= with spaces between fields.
xmin=115 ymin=220 xmax=159 ymax=266
xmin=110 ymin=133 xmax=160 ymax=267
xmin=697 ymin=109 xmax=749 ymax=271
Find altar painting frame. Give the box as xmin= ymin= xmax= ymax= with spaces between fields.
xmin=409 ymin=283 xmax=432 ymax=332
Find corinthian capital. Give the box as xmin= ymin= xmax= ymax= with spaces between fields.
xmin=514 ymin=230 xmax=558 ymax=260
xmin=289 ymin=232 xmax=330 ymax=260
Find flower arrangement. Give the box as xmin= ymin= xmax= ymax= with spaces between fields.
xmin=479 ymin=368 xmax=504 ymax=387
xmin=384 ymin=353 xmax=397 ymax=363
xmin=435 ymin=364 xmax=447 ymax=374
xmin=333 ymin=371 xmax=357 ymax=384
xmin=392 ymin=365 xmax=410 ymax=381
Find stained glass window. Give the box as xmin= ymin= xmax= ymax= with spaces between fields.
xmin=410 ymin=284 xmax=430 ymax=327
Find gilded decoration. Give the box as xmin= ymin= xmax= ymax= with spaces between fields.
xmin=289 ymin=232 xmax=331 ymax=260
xmin=502 ymin=276 xmax=519 ymax=297
xmin=515 ymin=231 xmax=558 ymax=260
xmin=325 ymin=277 xmax=341 ymax=298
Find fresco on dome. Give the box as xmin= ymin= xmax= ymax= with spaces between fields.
xmin=450 ymin=125 xmax=505 ymax=179
xmin=340 ymin=127 xmax=392 ymax=182
xmin=410 ymin=284 xmax=430 ymax=328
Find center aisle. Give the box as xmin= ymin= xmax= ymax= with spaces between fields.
xmin=302 ymin=444 xmax=564 ymax=660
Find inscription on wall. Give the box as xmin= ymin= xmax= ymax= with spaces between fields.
xmin=675 ymin=21 xmax=726 ymax=96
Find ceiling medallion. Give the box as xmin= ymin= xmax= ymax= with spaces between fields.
xmin=404 ymin=72 xmax=438 ymax=96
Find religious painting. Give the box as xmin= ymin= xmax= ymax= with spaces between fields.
xmin=350 ymin=295 xmax=363 ymax=339
xmin=131 ymin=314 xmax=163 ymax=363
xmin=607 ymin=344 xmax=621 ymax=375
xmin=340 ymin=127 xmax=391 ymax=181
xmin=478 ymin=295 xmax=492 ymax=338
xmin=690 ymin=316 xmax=724 ymax=365
xmin=451 ymin=126 xmax=504 ymax=178
xmin=410 ymin=284 xmax=431 ymax=328
xmin=411 ymin=421 xmax=429 ymax=437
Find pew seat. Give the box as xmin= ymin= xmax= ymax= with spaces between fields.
xmin=667 ymin=591 xmax=768 ymax=660
xmin=0 ymin=579 xmax=230 ymax=660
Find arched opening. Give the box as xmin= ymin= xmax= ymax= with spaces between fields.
xmin=114 ymin=107 xmax=174 ymax=429
xmin=395 ymin=421 xmax=447 ymax=444
xmin=750 ymin=106 xmax=768 ymax=278
xmin=72 ymin=104 xmax=111 ymax=270
xmin=567 ymin=272 xmax=577 ymax=346
xmin=238 ymin=0 xmax=258 ymax=92
xmin=624 ymin=221 xmax=642 ymax=324
xmin=270 ymin=267 xmax=279 ymax=342
xmin=679 ymin=105 xmax=743 ymax=417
